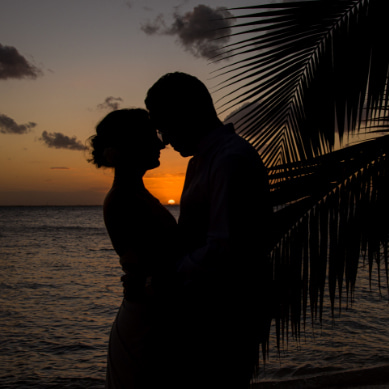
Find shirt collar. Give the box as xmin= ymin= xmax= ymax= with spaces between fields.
xmin=195 ymin=123 xmax=235 ymax=156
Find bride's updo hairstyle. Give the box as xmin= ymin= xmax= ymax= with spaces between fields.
xmin=89 ymin=108 xmax=150 ymax=168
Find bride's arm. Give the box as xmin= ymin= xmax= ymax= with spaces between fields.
xmin=120 ymin=248 xmax=154 ymax=296
xmin=119 ymin=248 xmax=141 ymax=268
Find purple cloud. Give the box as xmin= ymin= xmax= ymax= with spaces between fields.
xmin=40 ymin=131 xmax=87 ymax=151
xmin=141 ymin=5 xmax=235 ymax=59
xmin=0 ymin=113 xmax=36 ymax=134
xmin=0 ymin=43 xmax=42 ymax=80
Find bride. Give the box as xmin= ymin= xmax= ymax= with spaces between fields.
xmin=89 ymin=108 xmax=179 ymax=389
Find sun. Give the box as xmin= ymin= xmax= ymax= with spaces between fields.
xmin=167 ymin=199 xmax=176 ymax=205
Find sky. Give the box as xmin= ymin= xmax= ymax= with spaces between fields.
xmin=0 ymin=0 xmax=270 ymax=205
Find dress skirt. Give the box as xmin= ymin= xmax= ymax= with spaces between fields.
xmin=105 ymin=298 xmax=157 ymax=389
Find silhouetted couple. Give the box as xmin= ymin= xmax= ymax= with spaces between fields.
xmin=89 ymin=72 xmax=273 ymax=389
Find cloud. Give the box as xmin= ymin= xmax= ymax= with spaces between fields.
xmin=0 ymin=43 xmax=43 ymax=80
xmin=142 ymin=14 xmax=166 ymax=34
xmin=97 ymin=96 xmax=123 ymax=111
xmin=141 ymin=5 xmax=235 ymax=59
xmin=40 ymin=131 xmax=87 ymax=151
xmin=0 ymin=113 xmax=36 ymax=134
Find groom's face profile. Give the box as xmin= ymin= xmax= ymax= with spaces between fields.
xmin=151 ymin=111 xmax=198 ymax=157
xmin=146 ymin=72 xmax=217 ymax=157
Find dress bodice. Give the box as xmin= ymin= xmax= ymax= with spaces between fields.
xmin=103 ymin=181 xmax=178 ymax=300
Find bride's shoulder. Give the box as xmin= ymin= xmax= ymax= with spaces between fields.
xmin=104 ymin=186 xmax=141 ymax=215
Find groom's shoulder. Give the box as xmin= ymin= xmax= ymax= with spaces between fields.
xmin=219 ymin=130 xmax=259 ymax=158
xmin=210 ymin=135 xmax=262 ymax=176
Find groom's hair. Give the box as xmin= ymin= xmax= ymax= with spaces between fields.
xmin=145 ymin=72 xmax=218 ymax=121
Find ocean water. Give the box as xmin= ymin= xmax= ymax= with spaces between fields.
xmin=0 ymin=206 xmax=388 ymax=389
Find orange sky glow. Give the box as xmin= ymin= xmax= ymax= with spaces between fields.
xmin=0 ymin=0 xmax=264 ymax=206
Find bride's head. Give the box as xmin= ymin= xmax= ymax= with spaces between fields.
xmin=89 ymin=108 xmax=164 ymax=172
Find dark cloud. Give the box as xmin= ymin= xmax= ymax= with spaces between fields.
xmin=0 ymin=43 xmax=43 ymax=80
xmin=97 ymin=96 xmax=123 ymax=111
xmin=0 ymin=113 xmax=36 ymax=134
xmin=40 ymin=131 xmax=87 ymax=151
xmin=141 ymin=5 xmax=235 ymax=59
xmin=142 ymin=14 xmax=165 ymax=34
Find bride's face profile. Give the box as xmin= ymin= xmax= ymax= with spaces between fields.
xmin=132 ymin=126 xmax=165 ymax=171
xmin=90 ymin=109 xmax=164 ymax=174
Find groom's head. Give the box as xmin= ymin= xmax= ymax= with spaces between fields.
xmin=145 ymin=72 xmax=222 ymax=157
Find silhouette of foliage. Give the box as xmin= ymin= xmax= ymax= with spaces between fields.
xmin=214 ymin=0 xmax=389 ymax=356
xmin=216 ymin=0 xmax=388 ymax=164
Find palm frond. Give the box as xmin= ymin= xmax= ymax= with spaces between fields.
xmin=215 ymin=0 xmax=389 ymax=165
xmin=268 ymin=134 xmax=389 ymax=347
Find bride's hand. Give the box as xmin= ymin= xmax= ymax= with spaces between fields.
xmin=120 ymin=249 xmax=141 ymax=268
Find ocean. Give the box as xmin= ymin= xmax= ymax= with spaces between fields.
xmin=0 ymin=206 xmax=388 ymax=389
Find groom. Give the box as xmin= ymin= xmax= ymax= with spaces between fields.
xmin=145 ymin=72 xmax=273 ymax=388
